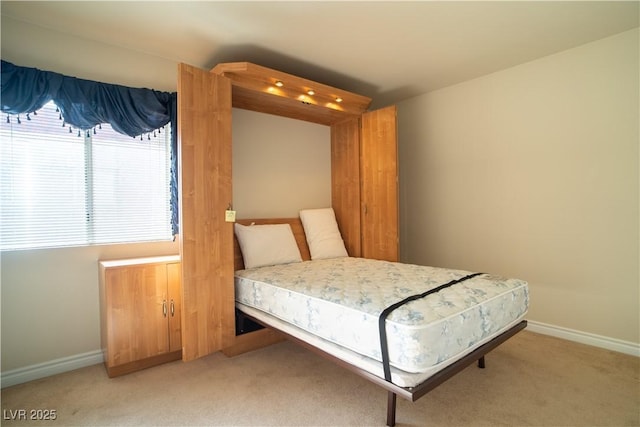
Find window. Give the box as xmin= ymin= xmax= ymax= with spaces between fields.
xmin=1 ymin=101 xmax=173 ymax=250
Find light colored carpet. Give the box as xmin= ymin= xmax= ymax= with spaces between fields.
xmin=1 ymin=330 xmax=638 ymax=426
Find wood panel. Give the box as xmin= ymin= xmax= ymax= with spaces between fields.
xmin=361 ymin=105 xmax=399 ymax=261
xmin=231 ymin=86 xmax=352 ymax=126
xmin=211 ymin=62 xmax=371 ymax=125
xmin=103 ymin=264 xmax=169 ymax=367
xmin=221 ymin=328 xmax=285 ymax=357
xmin=167 ymin=262 xmax=182 ymax=353
xmin=104 ymin=350 xmax=182 ymax=378
xmin=331 ymin=117 xmax=362 ymax=257
xmin=178 ymin=63 xmax=235 ymax=361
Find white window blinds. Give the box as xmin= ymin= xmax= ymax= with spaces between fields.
xmin=0 ymin=101 xmax=172 ymax=250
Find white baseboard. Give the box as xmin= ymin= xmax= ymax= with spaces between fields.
xmin=526 ymin=320 xmax=640 ymax=357
xmin=1 ymin=350 xmax=104 ymax=389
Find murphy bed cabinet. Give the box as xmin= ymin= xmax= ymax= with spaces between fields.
xmin=177 ymin=62 xmax=398 ymax=361
xmin=98 ymin=256 xmax=182 ymax=377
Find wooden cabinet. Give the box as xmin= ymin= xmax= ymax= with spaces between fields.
xmin=332 ymin=106 xmax=399 ymax=262
xmin=331 ymin=116 xmax=363 ymax=258
xmin=98 ymin=255 xmax=181 ymax=377
xmin=177 ymin=61 xmax=397 ymax=360
xmin=360 ymin=106 xmax=399 ymax=261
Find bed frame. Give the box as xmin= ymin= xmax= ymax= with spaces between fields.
xmin=230 ymin=218 xmax=527 ymax=426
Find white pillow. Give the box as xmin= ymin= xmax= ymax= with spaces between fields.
xmin=299 ymin=208 xmax=349 ymax=260
xmin=234 ymin=223 xmax=302 ymax=269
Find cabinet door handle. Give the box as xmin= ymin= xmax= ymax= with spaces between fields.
xmin=162 ymin=300 xmax=167 ymax=317
xmin=170 ymin=299 xmax=175 ymax=317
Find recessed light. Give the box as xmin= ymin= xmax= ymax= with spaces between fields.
xmin=275 ymin=81 xmax=284 ymax=87
xmin=335 ymin=97 xmax=343 ymax=103
xmin=307 ymin=89 xmax=315 ymax=96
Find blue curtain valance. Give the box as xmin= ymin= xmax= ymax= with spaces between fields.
xmin=1 ymin=60 xmax=179 ymax=235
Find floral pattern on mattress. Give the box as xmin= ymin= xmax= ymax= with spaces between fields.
xmin=235 ymin=257 xmax=529 ymax=373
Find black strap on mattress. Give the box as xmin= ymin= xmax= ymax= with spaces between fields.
xmin=378 ymin=272 xmax=484 ymax=382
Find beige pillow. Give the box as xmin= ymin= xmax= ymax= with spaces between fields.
xmin=299 ymin=208 xmax=349 ymax=260
xmin=234 ymin=223 xmax=302 ymax=269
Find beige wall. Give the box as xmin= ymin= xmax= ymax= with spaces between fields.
xmin=0 ymin=16 xmax=177 ymax=92
xmin=398 ymin=29 xmax=639 ymax=344
xmin=232 ymin=109 xmax=331 ymax=218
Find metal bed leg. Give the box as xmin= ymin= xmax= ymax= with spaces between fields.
xmin=386 ymin=391 xmax=397 ymax=426
xmin=477 ymin=356 xmax=485 ymax=369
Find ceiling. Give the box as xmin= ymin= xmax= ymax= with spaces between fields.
xmin=2 ymin=1 xmax=638 ymax=109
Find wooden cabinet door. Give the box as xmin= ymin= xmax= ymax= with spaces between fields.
xmin=104 ymin=264 xmax=170 ymax=367
xmin=360 ymin=105 xmax=398 ymax=261
xmin=166 ymin=262 xmax=182 ymax=353
xmin=178 ymin=63 xmax=235 ymax=361
xmin=331 ymin=117 xmax=362 ymax=257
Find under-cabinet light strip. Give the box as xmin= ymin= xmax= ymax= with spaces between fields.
xmin=271 ymin=80 xmax=345 ymax=104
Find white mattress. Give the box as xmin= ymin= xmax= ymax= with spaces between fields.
xmin=235 ymin=257 xmax=528 ymax=382
xmin=237 ymin=303 xmax=525 ymax=388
